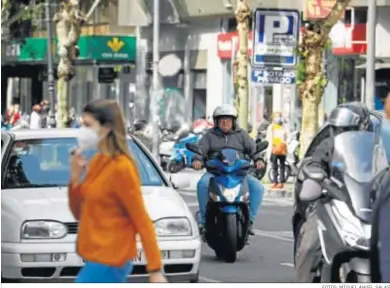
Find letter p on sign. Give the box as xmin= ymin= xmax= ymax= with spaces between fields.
xmin=264 ymin=15 xmax=291 ymax=44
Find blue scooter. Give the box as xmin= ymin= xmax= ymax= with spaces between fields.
xmin=186 ymin=141 xmax=268 ymax=263
xmin=167 ymin=131 xmax=202 ymax=174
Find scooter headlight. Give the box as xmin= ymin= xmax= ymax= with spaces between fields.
xmin=331 ymin=200 xmax=371 ymax=250
xmin=221 ymin=185 xmax=241 ymax=203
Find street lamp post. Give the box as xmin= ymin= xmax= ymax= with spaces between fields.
xmin=151 ymin=0 xmax=160 ymax=158
xmin=365 ymin=0 xmax=376 ymax=110
xmin=45 ymin=0 xmax=56 ymax=127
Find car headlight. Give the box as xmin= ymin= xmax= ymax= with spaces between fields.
xmin=221 ymin=185 xmax=241 ymax=203
xmin=154 ymin=218 xmax=192 ymax=237
xmin=331 ymin=200 xmax=371 ymax=250
xmin=21 ymin=221 xmax=67 ymax=239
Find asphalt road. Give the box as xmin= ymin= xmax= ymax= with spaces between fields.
xmin=178 ymin=170 xmax=295 ymax=283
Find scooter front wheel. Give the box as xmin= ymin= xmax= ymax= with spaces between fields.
xmin=224 ymin=213 xmax=238 ymax=263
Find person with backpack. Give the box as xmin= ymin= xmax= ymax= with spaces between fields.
xmin=266 ymin=112 xmax=290 ymax=189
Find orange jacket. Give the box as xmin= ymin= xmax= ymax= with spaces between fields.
xmin=68 ymin=153 xmax=162 ymax=272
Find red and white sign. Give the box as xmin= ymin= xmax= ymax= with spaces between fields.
xmin=217 ymin=31 xmax=253 ymax=59
xmin=332 ymin=24 xmax=367 ymax=55
xmin=217 ymin=23 xmax=366 ymax=59
xmin=305 ymin=0 xmax=345 ymax=20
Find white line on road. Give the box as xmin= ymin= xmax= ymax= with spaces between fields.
xmin=254 ymin=229 xmax=294 ymax=243
xmin=180 ymin=191 xmax=197 ymax=197
xmin=280 ymin=262 xmax=294 ymax=268
xmin=199 ymin=276 xmax=222 ymax=283
xmin=186 ymin=202 xmax=199 ymax=207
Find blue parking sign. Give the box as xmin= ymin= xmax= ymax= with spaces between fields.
xmin=252 ymin=9 xmax=300 ymax=68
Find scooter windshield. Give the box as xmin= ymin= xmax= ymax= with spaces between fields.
xmin=332 ymin=131 xmax=387 ymax=182
xmin=331 ymin=130 xmax=388 ymax=221
xmin=217 ymin=148 xmax=241 ymax=166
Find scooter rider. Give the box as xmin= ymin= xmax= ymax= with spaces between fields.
xmin=192 ymin=104 xmax=265 ymax=235
xmin=295 ymin=102 xmax=372 ymax=282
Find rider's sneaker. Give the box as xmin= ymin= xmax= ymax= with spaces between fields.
xmin=271 ymin=182 xmax=278 ymax=189
xmin=248 ymin=221 xmax=255 ymax=235
xmin=277 ymin=183 xmax=284 ymax=189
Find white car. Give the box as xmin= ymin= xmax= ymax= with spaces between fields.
xmin=1 ymin=129 xmax=201 ymax=283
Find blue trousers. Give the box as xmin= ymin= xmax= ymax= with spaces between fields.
xmin=75 ymin=261 xmax=133 ymax=283
xmin=197 ymin=173 xmax=264 ymax=224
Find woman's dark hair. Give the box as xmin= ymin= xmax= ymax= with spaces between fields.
xmin=83 ymin=99 xmax=131 ymax=159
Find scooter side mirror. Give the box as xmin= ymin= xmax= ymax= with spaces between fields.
xmin=185 ymin=143 xmax=204 ymax=156
xmin=256 ymin=141 xmax=269 ymax=153
xmin=302 ymin=165 xmax=326 ymax=182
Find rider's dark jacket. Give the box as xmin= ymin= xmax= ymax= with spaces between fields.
xmin=194 ymin=127 xmax=257 ymax=161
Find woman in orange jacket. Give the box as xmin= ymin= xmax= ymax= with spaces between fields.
xmin=69 ymin=99 xmax=167 ymax=283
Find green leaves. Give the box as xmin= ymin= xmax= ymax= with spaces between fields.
xmin=296 ymin=61 xmax=307 ymax=85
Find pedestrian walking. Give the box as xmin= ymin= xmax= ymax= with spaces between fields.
xmin=30 ymin=105 xmax=42 ymax=129
xmin=69 ymin=99 xmax=167 ymax=283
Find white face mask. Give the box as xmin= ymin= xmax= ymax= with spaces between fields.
xmin=77 ymin=126 xmax=100 ymax=150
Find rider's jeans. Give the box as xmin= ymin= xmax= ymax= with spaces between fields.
xmin=196 ymin=173 xmax=265 ymax=224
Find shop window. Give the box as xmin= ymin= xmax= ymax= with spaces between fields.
xmin=338 ymin=57 xmax=359 ymax=104
xmin=344 ymin=7 xmax=367 ymax=25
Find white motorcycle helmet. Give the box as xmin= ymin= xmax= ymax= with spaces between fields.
xmin=212 ymin=105 xmax=238 ymax=127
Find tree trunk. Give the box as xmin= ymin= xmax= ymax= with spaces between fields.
xmin=235 ymin=0 xmax=250 ymax=130
xmin=298 ymin=0 xmax=352 ymax=157
xmin=54 ymin=0 xmax=84 ymax=128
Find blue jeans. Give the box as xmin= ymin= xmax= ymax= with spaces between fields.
xmin=75 ymin=261 xmax=133 ymax=283
xmin=196 ymin=173 xmax=265 ymax=224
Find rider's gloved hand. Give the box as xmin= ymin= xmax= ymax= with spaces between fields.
xmin=255 ymin=160 xmax=265 ymax=170
xmin=192 ymin=160 xmax=203 ymax=170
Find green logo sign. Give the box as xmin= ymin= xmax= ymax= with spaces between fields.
xmin=2 ymin=35 xmax=136 ymax=63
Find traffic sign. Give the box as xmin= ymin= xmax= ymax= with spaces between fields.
xmin=251 ymin=69 xmax=296 ymax=85
xmin=252 ymin=9 xmax=300 ymax=68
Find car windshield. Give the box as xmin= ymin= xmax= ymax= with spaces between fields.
xmin=2 ymin=138 xmax=164 ymax=189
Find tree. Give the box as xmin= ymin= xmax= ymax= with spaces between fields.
xmin=234 ymin=0 xmax=251 ymax=131
xmin=54 ymin=0 xmax=85 ymax=128
xmin=297 ymin=0 xmax=352 ymax=157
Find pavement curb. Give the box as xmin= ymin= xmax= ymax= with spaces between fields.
xmin=264 ymin=184 xmax=294 ymax=199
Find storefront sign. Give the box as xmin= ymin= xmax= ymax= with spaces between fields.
xmin=217 ymin=31 xmax=253 ymax=59
xmin=252 ymin=8 xmax=300 ymax=67
xmin=332 ymin=24 xmax=367 ymax=55
xmin=78 ymin=36 xmax=136 ymax=61
xmin=251 ymin=69 xmax=296 ymax=84
xmin=305 ymin=0 xmax=344 ymax=20
xmin=2 ymin=35 xmax=136 ymax=63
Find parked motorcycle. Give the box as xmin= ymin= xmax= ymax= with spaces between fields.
xmin=299 ymin=130 xmax=387 ymax=282
xmin=167 ymin=128 xmax=201 ymax=174
xmin=268 ymin=130 xmax=300 ymax=182
xmin=186 ymin=141 xmax=269 ymax=263
xmin=159 ymin=128 xmax=178 ymax=171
